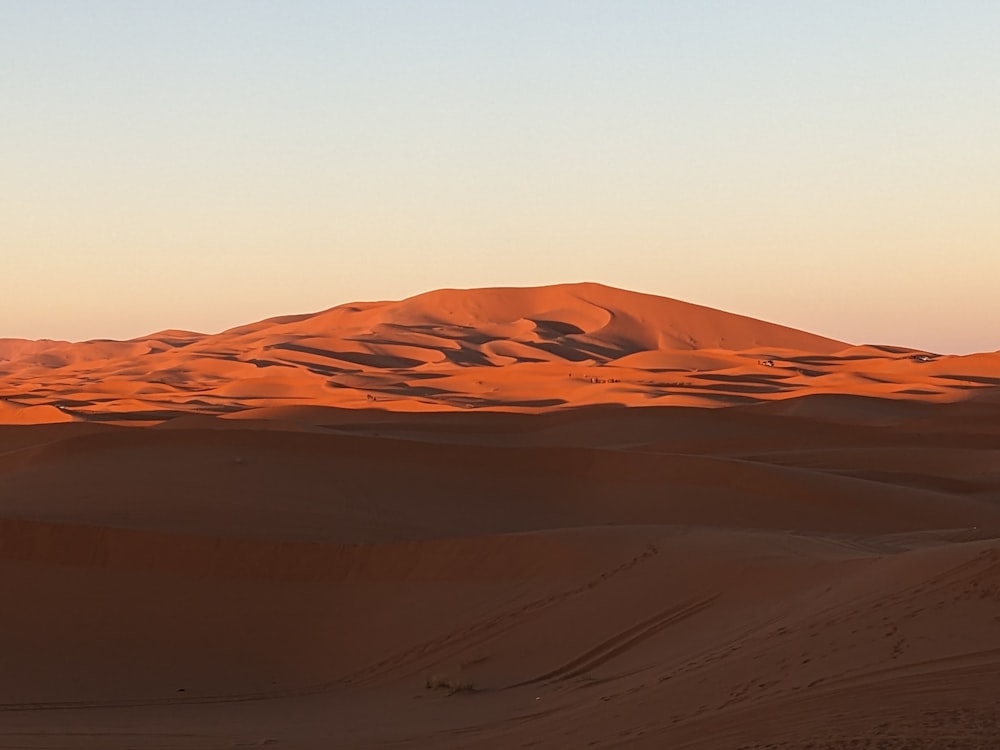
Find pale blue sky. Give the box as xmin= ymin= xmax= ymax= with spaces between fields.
xmin=2 ymin=1 xmax=998 ymax=352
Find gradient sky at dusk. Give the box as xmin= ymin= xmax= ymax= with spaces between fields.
xmin=3 ymin=1 xmax=998 ymax=353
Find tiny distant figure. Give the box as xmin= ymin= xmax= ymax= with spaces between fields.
xmin=760 ymin=360 xmax=774 ymax=368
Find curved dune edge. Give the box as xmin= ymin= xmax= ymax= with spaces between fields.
xmin=0 ymin=400 xmax=77 ymax=425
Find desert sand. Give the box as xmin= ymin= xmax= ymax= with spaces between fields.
xmin=2 ymin=283 xmax=1000 ymax=748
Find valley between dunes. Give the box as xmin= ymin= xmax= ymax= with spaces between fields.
xmin=2 ymin=283 xmax=1000 ymax=749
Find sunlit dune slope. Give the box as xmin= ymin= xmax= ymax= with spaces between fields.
xmin=4 ymin=282 xmax=1000 ymax=421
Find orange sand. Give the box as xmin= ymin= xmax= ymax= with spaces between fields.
xmin=2 ymin=284 xmax=999 ymax=748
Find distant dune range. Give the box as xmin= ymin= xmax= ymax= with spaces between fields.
xmin=3 ymin=284 xmax=1000 ymax=748
xmin=3 ymin=282 xmax=998 ymax=424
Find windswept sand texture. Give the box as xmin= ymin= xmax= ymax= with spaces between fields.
xmin=7 ymin=282 xmax=999 ymax=421
xmin=3 ymin=284 xmax=1000 ymax=748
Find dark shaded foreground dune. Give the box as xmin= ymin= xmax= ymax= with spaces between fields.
xmin=3 ymin=398 xmax=1000 ymax=749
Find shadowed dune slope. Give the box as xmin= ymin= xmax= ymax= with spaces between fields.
xmin=2 ymin=423 xmax=999 ymax=543
xmin=3 ymin=400 xmax=1000 ymax=748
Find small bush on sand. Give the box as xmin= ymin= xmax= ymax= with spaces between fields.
xmin=425 ymin=673 xmax=475 ymax=694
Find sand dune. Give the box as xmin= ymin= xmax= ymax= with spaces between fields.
xmin=2 ymin=404 xmax=1000 ymax=747
xmin=3 ymin=283 xmax=998 ymax=422
xmin=0 ymin=399 xmax=77 ymax=425
xmin=3 ymin=284 xmax=1000 ymax=747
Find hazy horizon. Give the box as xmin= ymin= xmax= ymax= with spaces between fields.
xmin=3 ymin=1 xmax=998 ymax=354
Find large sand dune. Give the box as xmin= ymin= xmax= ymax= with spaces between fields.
xmin=6 ymin=282 xmax=998 ymax=422
xmin=2 ymin=284 xmax=1000 ymax=747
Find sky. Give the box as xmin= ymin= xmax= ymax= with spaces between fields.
xmin=2 ymin=1 xmax=998 ymax=353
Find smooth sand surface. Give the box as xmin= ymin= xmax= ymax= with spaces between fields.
xmin=2 ymin=284 xmax=1000 ymax=748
